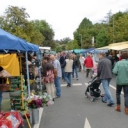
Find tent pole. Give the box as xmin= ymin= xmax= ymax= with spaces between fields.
xmin=25 ymin=52 xmax=31 ymax=97
xmin=37 ymin=53 xmax=42 ymax=92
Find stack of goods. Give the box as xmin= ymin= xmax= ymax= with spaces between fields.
xmin=9 ymin=76 xmax=27 ymax=111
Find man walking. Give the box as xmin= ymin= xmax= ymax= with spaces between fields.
xmin=50 ymin=55 xmax=62 ymax=98
xmin=98 ymin=53 xmax=115 ymax=106
xmin=59 ymin=52 xmax=66 ymax=81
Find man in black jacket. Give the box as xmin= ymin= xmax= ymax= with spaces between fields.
xmin=59 ymin=52 xmax=66 ymax=80
xmin=98 ymin=53 xmax=115 ymax=107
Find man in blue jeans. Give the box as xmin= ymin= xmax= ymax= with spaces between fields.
xmin=98 ymin=52 xmax=115 ymax=107
xmin=50 ymin=55 xmax=62 ymax=98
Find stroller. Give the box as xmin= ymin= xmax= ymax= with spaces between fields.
xmin=85 ymin=76 xmax=101 ymax=101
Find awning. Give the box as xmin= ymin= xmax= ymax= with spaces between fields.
xmin=109 ymin=44 xmax=128 ymax=51
xmin=97 ymin=46 xmax=110 ymax=50
xmin=97 ymin=41 xmax=128 ymax=51
xmin=0 ymin=29 xmax=39 ymax=53
xmin=109 ymin=41 xmax=128 ymax=46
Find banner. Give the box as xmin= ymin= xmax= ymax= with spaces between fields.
xmin=0 ymin=54 xmax=20 ymax=76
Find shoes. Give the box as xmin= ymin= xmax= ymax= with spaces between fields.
xmin=101 ymin=97 xmax=107 ymax=103
xmin=67 ymin=83 xmax=71 ymax=87
xmin=115 ymin=105 xmax=121 ymax=112
xmin=102 ymin=99 xmax=107 ymax=103
xmin=125 ymin=107 xmax=128 ymax=115
xmin=107 ymin=103 xmax=115 ymax=107
xmin=55 ymin=96 xmax=60 ymax=99
xmin=76 ymin=78 xmax=78 ymax=80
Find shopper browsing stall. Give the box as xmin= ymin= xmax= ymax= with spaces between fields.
xmin=42 ymin=56 xmax=55 ymax=100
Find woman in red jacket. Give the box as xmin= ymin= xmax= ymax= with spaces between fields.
xmin=84 ymin=54 xmax=94 ymax=78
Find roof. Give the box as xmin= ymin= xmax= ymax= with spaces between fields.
xmin=97 ymin=41 xmax=128 ymax=51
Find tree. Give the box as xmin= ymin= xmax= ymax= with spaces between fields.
xmin=66 ymin=39 xmax=79 ymax=50
xmin=31 ymin=20 xmax=55 ymax=47
xmin=108 ymin=12 xmax=128 ymax=43
xmin=60 ymin=37 xmax=71 ymax=44
xmin=96 ymin=28 xmax=109 ymax=47
xmin=74 ymin=18 xmax=93 ymax=48
xmin=0 ymin=6 xmax=44 ymax=45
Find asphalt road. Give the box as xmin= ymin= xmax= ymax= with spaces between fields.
xmin=40 ymin=72 xmax=128 ymax=128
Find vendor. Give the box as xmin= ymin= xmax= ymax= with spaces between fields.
xmin=0 ymin=66 xmax=5 ymax=111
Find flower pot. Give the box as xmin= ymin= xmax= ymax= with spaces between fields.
xmin=29 ymin=108 xmax=39 ymax=124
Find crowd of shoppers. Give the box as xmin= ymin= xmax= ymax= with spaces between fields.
xmin=42 ymin=51 xmax=128 ymax=115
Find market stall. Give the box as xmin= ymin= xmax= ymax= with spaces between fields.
xmin=0 ymin=28 xmax=40 ymax=128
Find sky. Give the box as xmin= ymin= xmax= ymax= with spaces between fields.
xmin=0 ymin=0 xmax=128 ymax=40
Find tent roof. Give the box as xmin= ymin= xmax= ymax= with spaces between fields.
xmin=27 ymin=42 xmax=39 ymax=52
xmin=97 ymin=41 xmax=128 ymax=50
xmin=109 ymin=44 xmax=128 ymax=50
xmin=0 ymin=29 xmax=39 ymax=52
xmin=97 ymin=46 xmax=110 ymax=50
xmin=109 ymin=41 xmax=128 ymax=46
xmin=73 ymin=49 xmax=82 ymax=53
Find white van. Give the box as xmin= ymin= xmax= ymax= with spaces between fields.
xmin=39 ymin=47 xmax=51 ymax=53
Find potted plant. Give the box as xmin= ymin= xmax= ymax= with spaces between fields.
xmin=27 ymin=95 xmax=43 ymax=124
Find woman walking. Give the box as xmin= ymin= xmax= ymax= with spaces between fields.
xmin=84 ymin=54 xmax=93 ymax=78
xmin=64 ymin=55 xmax=73 ymax=87
xmin=113 ymin=52 xmax=128 ymax=114
xmin=42 ymin=56 xmax=55 ymax=100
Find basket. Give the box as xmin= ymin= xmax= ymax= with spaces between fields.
xmin=0 ymin=84 xmax=10 ymax=91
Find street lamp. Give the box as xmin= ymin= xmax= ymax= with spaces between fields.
xmin=79 ymin=34 xmax=82 ymax=49
xmin=113 ymin=16 xmax=114 ymax=43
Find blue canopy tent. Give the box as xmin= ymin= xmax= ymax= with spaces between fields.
xmin=94 ymin=49 xmax=108 ymax=53
xmin=0 ymin=29 xmax=40 ymax=97
xmin=27 ymin=42 xmax=40 ymax=52
xmin=0 ymin=29 xmax=37 ymax=52
xmin=80 ymin=48 xmax=95 ymax=53
xmin=73 ymin=49 xmax=85 ymax=54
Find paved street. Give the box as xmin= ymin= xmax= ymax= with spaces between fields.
xmin=40 ymin=72 xmax=128 ymax=128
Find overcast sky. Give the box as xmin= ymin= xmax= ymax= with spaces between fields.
xmin=0 ymin=0 xmax=128 ymax=40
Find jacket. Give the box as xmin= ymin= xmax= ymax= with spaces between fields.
xmin=59 ymin=56 xmax=66 ymax=68
xmin=73 ymin=58 xmax=78 ymax=68
xmin=65 ymin=59 xmax=73 ymax=72
xmin=98 ymin=57 xmax=112 ymax=79
xmin=84 ymin=56 xmax=93 ymax=68
xmin=113 ymin=59 xmax=128 ymax=85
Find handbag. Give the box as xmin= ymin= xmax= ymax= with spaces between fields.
xmin=0 ymin=77 xmax=10 ymax=91
xmin=0 ymin=84 xmax=10 ymax=91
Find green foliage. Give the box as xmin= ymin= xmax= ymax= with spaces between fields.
xmin=66 ymin=39 xmax=79 ymax=50
xmin=74 ymin=11 xmax=128 ymax=48
xmin=60 ymin=37 xmax=71 ymax=44
xmin=74 ymin=18 xmax=93 ymax=48
xmin=31 ymin=20 xmax=54 ymax=47
xmin=0 ymin=6 xmax=53 ymax=46
xmin=96 ymin=28 xmax=109 ymax=47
